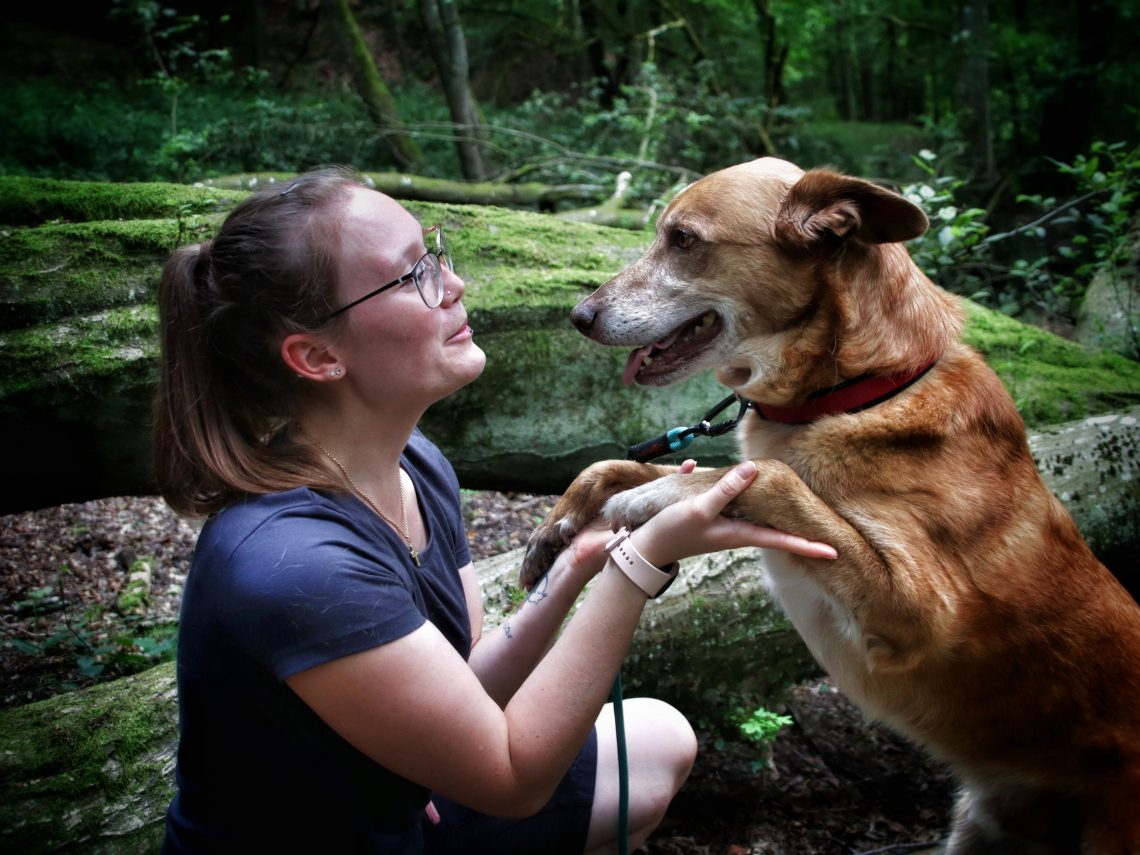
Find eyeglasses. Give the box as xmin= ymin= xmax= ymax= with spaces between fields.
xmin=324 ymin=225 xmax=453 ymax=319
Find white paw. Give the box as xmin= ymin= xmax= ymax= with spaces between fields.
xmin=602 ymin=476 xmax=685 ymax=530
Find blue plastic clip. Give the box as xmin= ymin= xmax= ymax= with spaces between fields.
xmin=666 ymin=426 xmax=695 ymax=452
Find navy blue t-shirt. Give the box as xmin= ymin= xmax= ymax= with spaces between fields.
xmin=163 ymin=430 xmax=473 ymax=853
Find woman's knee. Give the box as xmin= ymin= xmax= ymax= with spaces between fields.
xmin=587 ymin=699 xmax=696 ymax=852
xmin=598 ymin=697 xmax=696 ymax=803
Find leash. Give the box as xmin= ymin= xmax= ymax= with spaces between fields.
xmin=626 ymin=394 xmax=750 ymax=462
xmin=626 ymin=359 xmax=940 ymax=462
xmin=613 ymin=361 xmax=940 ymax=847
xmin=611 ymin=674 xmax=630 ymax=855
xmin=614 ymin=396 xmax=750 ymax=849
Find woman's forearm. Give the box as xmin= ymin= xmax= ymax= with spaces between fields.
xmin=467 ymin=546 xmax=603 ymax=706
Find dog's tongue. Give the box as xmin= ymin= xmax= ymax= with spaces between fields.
xmin=622 ymin=345 xmax=654 ymax=385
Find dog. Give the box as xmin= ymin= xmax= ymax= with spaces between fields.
xmin=521 ymin=158 xmax=1140 ymax=853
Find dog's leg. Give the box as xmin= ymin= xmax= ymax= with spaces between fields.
xmin=943 ymin=787 xmax=1086 ymax=855
xmin=519 ymin=460 xmax=678 ymax=589
xmin=603 ymin=459 xmax=944 ymax=669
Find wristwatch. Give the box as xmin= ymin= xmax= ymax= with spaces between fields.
xmin=605 ymin=527 xmax=679 ymax=599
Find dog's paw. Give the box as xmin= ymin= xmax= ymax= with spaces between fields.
xmin=520 ymin=516 xmax=579 ymax=589
xmin=602 ymin=474 xmax=692 ymax=531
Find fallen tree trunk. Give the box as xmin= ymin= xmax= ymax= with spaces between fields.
xmin=3 ymin=174 xmax=1140 ymax=560
xmin=199 ymin=171 xmax=607 ymax=210
xmin=2 ymin=407 xmax=1138 ymax=853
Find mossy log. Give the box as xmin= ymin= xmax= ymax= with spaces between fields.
xmin=3 ymin=173 xmax=1140 ymax=548
xmin=198 ymin=171 xmax=608 ymax=210
xmin=3 ymin=402 xmax=1138 ymax=853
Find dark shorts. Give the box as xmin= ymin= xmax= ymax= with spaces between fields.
xmin=422 ymin=728 xmax=598 ymax=855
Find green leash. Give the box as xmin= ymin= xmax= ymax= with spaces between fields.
xmin=611 ymin=672 xmax=630 ymax=855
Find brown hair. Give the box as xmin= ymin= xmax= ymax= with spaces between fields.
xmin=153 ymin=167 xmax=362 ymax=517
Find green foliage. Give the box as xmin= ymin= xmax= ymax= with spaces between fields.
xmin=901 ymin=143 xmax=1140 ymax=330
xmin=2 ymin=564 xmax=177 ymax=694
xmin=738 ymin=705 xmax=793 ymax=747
xmin=1027 ymin=142 xmax=1140 ymax=356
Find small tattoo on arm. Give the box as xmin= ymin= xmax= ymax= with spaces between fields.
xmin=502 ymin=575 xmax=549 ymax=641
xmin=526 ymin=574 xmax=550 ymax=606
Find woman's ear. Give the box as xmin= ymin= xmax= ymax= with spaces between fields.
xmin=281 ymin=333 xmax=343 ymax=381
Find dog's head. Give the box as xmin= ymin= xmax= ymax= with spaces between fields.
xmin=571 ymin=158 xmax=961 ymax=405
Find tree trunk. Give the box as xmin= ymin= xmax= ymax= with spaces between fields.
xmin=2 ymin=404 xmax=1138 ymax=852
xmin=751 ymin=0 xmax=789 ymax=154
xmin=419 ymin=0 xmax=487 ymax=181
xmin=957 ymin=0 xmax=996 ymax=182
xmin=199 ymin=171 xmax=607 ymax=209
xmin=321 ymin=0 xmax=424 ymax=170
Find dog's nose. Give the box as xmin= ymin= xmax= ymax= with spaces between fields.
xmin=570 ymin=303 xmax=596 ymax=332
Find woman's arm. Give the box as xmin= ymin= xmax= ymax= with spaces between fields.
xmin=286 ymin=463 xmax=835 ymax=818
xmin=462 ymin=522 xmax=611 ymax=707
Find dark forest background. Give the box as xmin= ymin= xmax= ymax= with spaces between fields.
xmin=2 ymin=0 xmax=1138 ymax=334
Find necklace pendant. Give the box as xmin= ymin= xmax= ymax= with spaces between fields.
xmin=409 ymin=546 xmax=422 ymax=567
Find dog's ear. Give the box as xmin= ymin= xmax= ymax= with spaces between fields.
xmin=774 ymin=169 xmax=929 ymax=252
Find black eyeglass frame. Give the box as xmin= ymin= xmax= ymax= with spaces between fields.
xmin=323 ymin=225 xmax=451 ymax=320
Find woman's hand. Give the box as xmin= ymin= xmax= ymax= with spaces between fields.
xmin=626 ymin=461 xmax=837 ymax=568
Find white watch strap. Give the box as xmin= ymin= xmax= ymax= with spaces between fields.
xmin=605 ymin=527 xmax=678 ymax=599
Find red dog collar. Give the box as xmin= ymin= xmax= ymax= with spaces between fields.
xmin=751 ymin=357 xmax=940 ymax=424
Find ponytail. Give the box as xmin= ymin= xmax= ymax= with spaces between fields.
xmin=153 ymin=168 xmax=359 ymax=516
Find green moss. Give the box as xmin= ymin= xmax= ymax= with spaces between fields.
xmin=0 ymin=176 xmax=245 ymax=227
xmin=962 ymin=301 xmax=1140 ymax=427
xmin=0 ymin=305 xmax=158 ymax=399
xmin=0 ymin=218 xmax=218 ymax=329
xmin=623 ymin=592 xmax=820 ymax=734
xmin=0 ymin=662 xmax=177 ymax=848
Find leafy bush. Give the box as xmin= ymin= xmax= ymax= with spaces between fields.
xmin=901 ymin=143 xmax=1140 ymax=331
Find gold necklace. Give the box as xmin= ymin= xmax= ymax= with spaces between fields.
xmin=295 ymin=424 xmax=421 ymax=566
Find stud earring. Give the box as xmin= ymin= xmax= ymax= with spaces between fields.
xmin=329 ymin=368 xmax=344 ymax=377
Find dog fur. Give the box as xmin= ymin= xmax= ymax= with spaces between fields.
xmin=521 ymin=158 xmax=1140 ymax=853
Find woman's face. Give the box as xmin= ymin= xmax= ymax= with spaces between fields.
xmin=330 ymin=186 xmax=486 ymax=411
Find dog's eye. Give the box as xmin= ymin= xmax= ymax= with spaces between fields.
xmin=672 ymin=228 xmax=696 ymax=250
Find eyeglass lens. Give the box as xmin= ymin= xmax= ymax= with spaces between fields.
xmin=413 ymin=227 xmax=451 ymax=309
xmin=413 ymin=253 xmax=444 ymax=308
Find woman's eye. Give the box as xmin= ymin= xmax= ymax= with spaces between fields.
xmin=673 ymin=228 xmax=695 ymax=250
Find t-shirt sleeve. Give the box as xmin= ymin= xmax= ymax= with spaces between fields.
xmin=215 ymin=504 xmax=427 ymax=681
xmin=409 ymin=430 xmax=472 ymax=570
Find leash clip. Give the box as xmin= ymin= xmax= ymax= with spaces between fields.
xmin=626 ymin=394 xmax=752 ymax=462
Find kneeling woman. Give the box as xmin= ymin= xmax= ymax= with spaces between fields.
xmin=154 ymin=168 xmax=835 ymax=854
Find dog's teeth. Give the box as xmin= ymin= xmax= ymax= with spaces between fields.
xmin=643 ymin=355 xmax=654 ymax=367
xmin=700 ymin=311 xmax=715 ymax=327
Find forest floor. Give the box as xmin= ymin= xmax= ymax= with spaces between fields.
xmin=0 ymin=492 xmax=954 ymax=854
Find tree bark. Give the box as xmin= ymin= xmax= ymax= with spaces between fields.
xmin=321 ymin=0 xmax=424 ymax=170
xmin=419 ymin=0 xmax=487 ymax=181
xmin=1 ymin=405 xmax=1137 ymax=852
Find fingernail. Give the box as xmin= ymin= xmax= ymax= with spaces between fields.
xmin=735 ymin=461 xmax=757 ymax=478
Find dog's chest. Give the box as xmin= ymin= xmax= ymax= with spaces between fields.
xmin=762 ymin=551 xmax=866 ymax=685
xmin=743 ymin=425 xmax=873 ymax=695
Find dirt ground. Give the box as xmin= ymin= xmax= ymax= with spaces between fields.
xmin=0 ymin=493 xmax=955 ymax=854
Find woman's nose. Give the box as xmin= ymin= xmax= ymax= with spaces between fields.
xmin=442 ymin=266 xmax=465 ymax=304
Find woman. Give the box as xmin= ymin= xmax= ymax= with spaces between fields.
xmin=154 ymin=167 xmax=836 ymax=853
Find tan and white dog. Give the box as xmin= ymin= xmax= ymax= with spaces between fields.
xmin=521 ymin=158 xmax=1140 ymax=853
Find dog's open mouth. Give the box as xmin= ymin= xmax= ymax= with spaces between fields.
xmin=622 ymin=311 xmax=723 ymax=385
